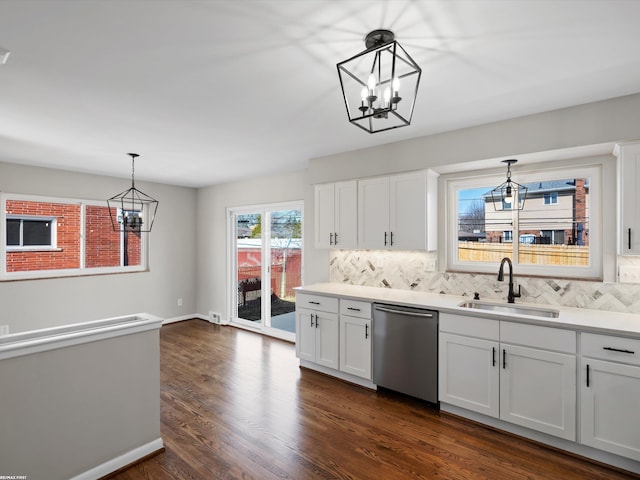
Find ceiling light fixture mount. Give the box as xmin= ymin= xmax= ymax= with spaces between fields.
xmin=489 ymin=159 xmax=528 ymax=211
xmin=107 ymin=153 xmax=158 ymax=232
xmin=337 ymin=29 xmax=421 ymax=133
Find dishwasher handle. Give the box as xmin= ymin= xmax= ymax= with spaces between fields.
xmin=374 ymin=305 xmax=434 ymax=318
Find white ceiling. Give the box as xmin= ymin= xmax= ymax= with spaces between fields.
xmin=2 ymin=1 xmax=640 ymax=188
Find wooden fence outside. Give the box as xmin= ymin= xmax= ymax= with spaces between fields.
xmin=458 ymin=241 xmax=589 ymax=266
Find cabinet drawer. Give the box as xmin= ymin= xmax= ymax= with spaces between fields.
xmin=295 ymin=293 xmax=338 ymax=313
xmin=581 ymin=333 xmax=640 ymax=366
xmin=340 ymin=299 xmax=372 ymax=319
xmin=439 ymin=313 xmax=499 ymax=340
xmin=501 ymin=322 xmax=576 ymax=354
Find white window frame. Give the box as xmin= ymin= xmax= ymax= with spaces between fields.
xmin=226 ymin=200 xmax=303 ymax=342
xmin=543 ymin=192 xmax=559 ymax=205
xmin=1 ymin=193 xmax=149 ymax=281
xmin=446 ymin=163 xmax=602 ymax=279
xmin=6 ymin=215 xmax=58 ymax=251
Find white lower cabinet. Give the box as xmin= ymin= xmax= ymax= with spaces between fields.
xmin=439 ymin=313 xmax=576 ymax=441
xmin=500 ymin=343 xmax=576 ymax=440
xmin=295 ymin=293 xmax=339 ymax=370
xmin=339 ymin=299 xmax=372 ymax=380
xmin=295 ymin=293 xmax=372 ymax=382
xmin=580 ymin=333 xmax=640 ymax=461
xmin=296 ymin=309 xmax=339 ymax=369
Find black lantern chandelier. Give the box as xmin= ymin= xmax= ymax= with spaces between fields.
xmin=489 ymin=159 xmax=528 ymax=211
xmin=107 ymin=153 xmax=158 ymax=232
xmin=337 ymin=29 xmax=421 ymax=133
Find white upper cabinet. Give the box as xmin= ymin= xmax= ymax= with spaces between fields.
xmin=358 ymin=176 xmax=390 ymax=249
xmin=615 ymin=142 xmax=640 ymax=255
xmin=314 ymin=180 xmax=357 ymax=249
xmin=358 ymin=170 xmax=437 ymax=250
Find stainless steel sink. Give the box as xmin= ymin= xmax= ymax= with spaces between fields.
xmin=458 ymin=301 xmax=559 ymax=318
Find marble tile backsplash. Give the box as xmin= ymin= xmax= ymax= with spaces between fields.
xmin=329 ymin=250 xmax=640 ymax=314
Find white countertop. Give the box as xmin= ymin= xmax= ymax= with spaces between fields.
xmin=296 ymin=283 xmax=640 ymax=338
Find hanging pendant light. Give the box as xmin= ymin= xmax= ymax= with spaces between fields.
xmin=107 ymin=153 xmax=158 ymax=232
xmin=489 ymin=159 xmax=528 ymax=211
xmin=337 ymin=29 xmax=421 ymax=133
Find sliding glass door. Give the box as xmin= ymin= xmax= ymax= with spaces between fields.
xmin=230 ymin=202 xmax=302 ymax=339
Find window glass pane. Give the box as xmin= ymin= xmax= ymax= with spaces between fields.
xmin=517 ymin=178 xmax=589 ymax=266
xmin=458 ymin=186 xmax=512 ymax=264
xmin=236 ymin=213 xmax=262 ymax=322
xmin=85 ymin=205 xmax=142 ymax=268
xmin=6 ymin=219 xmax=20 ymax=246
xmin=22 ymin=220 xmax=52 ymax=246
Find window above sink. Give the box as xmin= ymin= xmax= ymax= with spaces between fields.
xmin=445 ymin=162 xmax=604 ymax=280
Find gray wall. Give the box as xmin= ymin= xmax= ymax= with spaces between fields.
xmin=0 ymin=328 xmax=161 ymax=479
xmin=0 ymin=162 xmax=197 ymax=333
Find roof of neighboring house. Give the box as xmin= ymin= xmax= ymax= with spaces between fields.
xmin=483 ymin=178 xmax=589 ymax=200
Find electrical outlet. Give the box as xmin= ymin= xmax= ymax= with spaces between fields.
xmin=208 ymin=311 xmax=221 ymax=324
xmin=177 ymin=298 xmax=183 ymax=307
xmin=0 ymin=325 xmax=9 ymax=336
xmin=619 ymin=266 xmax=640 ymax=283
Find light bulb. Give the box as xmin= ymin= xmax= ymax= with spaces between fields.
xmin=383 ymin=87 xmax=391 ymax=105
xmin=504 ymin=185 xmax=513 ymax=204
xmin=360 ymin=86 xmax=368 ymax=103
xmin=392 ymin=76 xmax=400 ymax=95
xmin=367 ymin=73 xmax=376 ymax=92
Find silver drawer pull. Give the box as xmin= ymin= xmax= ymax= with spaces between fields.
xmin=347 ymin=307 xmax=361 ymax=311
xmin=603 ymin=346 xmax=635 ymax=355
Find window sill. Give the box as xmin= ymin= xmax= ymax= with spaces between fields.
xmin=6 ymin=247 xmax=62 ymax=252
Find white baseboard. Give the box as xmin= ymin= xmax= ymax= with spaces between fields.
xmin=163 ymin=314 xmax=226 ymax=325
xmin=162 ymin=314 xmax=200 ymax=325
xmin=69 ymin=437 xmax=164 ymax=480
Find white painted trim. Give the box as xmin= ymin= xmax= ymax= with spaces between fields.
xmin=162 ymin=314 xmax=200 ymax=325
xmin=441 ymin=403 xmax=640 ymax=475
xmin=0 ymin=313 xmax=163 ymax=360
xmin=69 ymin=437 xmax=164 ymax=480
xmin=300 ymin=359 xmax=376 ymax=390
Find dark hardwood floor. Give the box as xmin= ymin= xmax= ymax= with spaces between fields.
xmin=109 ymin=320 xmax=639 ymax=480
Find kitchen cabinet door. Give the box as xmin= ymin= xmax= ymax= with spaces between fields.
xmin=580 ymin=358 xmax=640 ymax=461
xmin=389 ymin=171 xmax=427 ymax=250
xmin=358 ymin=176 xmax=390 ymax=249
xmin=314 ymin=183 xmax=336 ymax=248
xmin=439 ymin=332 xmax=499 ymax=418
xmin=339 ymin=315 xmax=372 ymax=380
xmin=295 ymin=309 xmax=316 ymax=363
xmin=500 ymin=344 xmax=576 ymax=441
xmin=315 ymin=311 xmax=339 ymax=369
xmin=295 ymin=308 xmax=339 ymax=369
xmin=334 ymin=180 xmax=357 ymax=248
xmin=315 ymin=181 xmax=357 ymax=249
xmin=616 ymin=142 xmax=640 ymax=255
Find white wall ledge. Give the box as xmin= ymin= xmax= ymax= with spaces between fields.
xmin=0 ymin=313 xmax=164 ymax=360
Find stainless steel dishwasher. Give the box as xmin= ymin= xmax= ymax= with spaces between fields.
xmin=373 ymin=303 xmax=439 ymax=405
